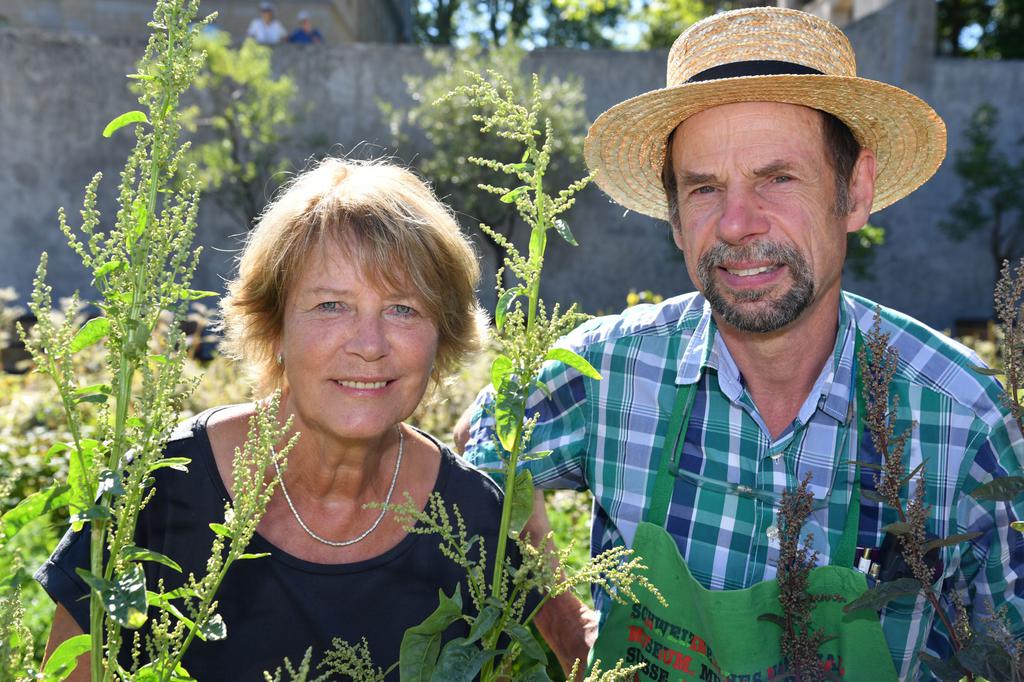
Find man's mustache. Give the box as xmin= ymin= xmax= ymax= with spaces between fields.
xmin=698 ymin=241 xmax=803 ymax=270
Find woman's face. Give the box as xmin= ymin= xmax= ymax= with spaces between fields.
xmin=278 ymin=237 xmax=439 ymax=445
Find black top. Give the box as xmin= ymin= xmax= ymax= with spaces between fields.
xmin=36 ymin=409 xmax=508 ymax=680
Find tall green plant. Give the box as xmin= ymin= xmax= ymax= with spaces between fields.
xmin=0 ymin=1 xmax=293 ymax=680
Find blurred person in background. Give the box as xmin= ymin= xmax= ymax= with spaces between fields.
xmin=288 ymin=10 xmax=323 ymax=44
xmin=247 ymin=1 xmax=286 ymax=45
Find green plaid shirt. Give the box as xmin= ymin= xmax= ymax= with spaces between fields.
xmin=465 ymin=291 xmax=1024 ymax=679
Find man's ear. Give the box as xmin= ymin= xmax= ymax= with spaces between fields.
xmin=671 ymin=222 xmax=686 ymax=252
xmin=845 ymin=147 xmax=877 ymax=234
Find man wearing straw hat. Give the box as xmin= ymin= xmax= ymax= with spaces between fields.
xmin=460 ymin=6 xmax=1024 ymax=679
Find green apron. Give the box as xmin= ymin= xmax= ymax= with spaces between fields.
xmin=589 ymin=352 xmax=898 ymax=681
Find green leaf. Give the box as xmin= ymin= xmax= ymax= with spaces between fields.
xmin=901 ymin=459 xmax=927 ymax=485
xmin=1011 ymin=521 xmax=1024 ymax=532
xmin=128 ymin=319 xmax=151 ymax=354
xmin=102 ymin=110 xmax=149 ymax=137
xmin=881 ymin=521 xmax=913 ymax=537
xmin=970 ymin=364 xmax=1002 ymax=376
xmin=198 ymin=613 xmax=227 ymax=641
xmin=495 ymin=288 xmax=521 ymax=331
xmin=917 ymin=652 xmax=967 ymax=682
xmin=520 ymin=449 xmax=553 ymax=463
xmin=490 ymin=354 xmax=514 ymax=392
xmin=429 ymin=638 xmax=501 ymax=682
xmin=238 ymin=552 xmax=271 ymax=560
xmin=79 ymin=563 xmax=148 ymax=629
xmin=500 ymin=186 xmax=529 ymax=203
xmin=757 ymin=613 xmax=787 ymax=629
xmin=504 ymin=623 xmax=546 ymax=664
xmin=70 ymin=504 xmax=112 ymax=525
xmin=544 ymin=348 xmax=601 ymax=380
xmin=75 ymin=393 xmax=108 ymax=404
xmin=466 ymin=604 xmax=501 ymax=645
xmin=843 ymin=578 xmax=921 ymax=613
xmin=123 ymin=546 xmax=182 ymax=573
xmin=399 ymin=587 xmax=464 ymax=682
xmin=528 ymin=226 xmax=547 ymax=262
xmin=0 ymin=483 xmax=71 ymax=542
xmin=508 ymin=469 xmax=534 ymax=537
xmin=46 ymin=442 xmax=72 ymax=458
xmin=149 ymin=457 xmax=191 ymax=473
xmin=133 ymin=662 xmax=193 ymax=682
xmin=851 ymin=460 xmax=883 ymax=471
xmin=921 ymin=531 xmax=983 ymax=554
xmin=75 ymin=568 xmax=108 ymax=594
xmin=208 ymin=522 xmax=233 ymax=538
xmin=970 ymin=476 xmax=1024 ymax=501
xmin=97 ymin=468 xmax=125 ymax=497
xmin=861 ymin=489 xmax=886 ymax=505
xmin=68 ymin=438 xmax=100 ymax=526
xmin=957 ymin=633 xmax=1014 ymax=680
xmin=42 ymin=633 xmax=90 ymax=677
xmin=181 ymin=289 xmax=218 ymax=301
xmin=74 ymin=382 xmax=112 ymax=396
xmin=493 ymin=391 xmax=520 ymax=454
xmin=533 ymin=380 xmax=552 ymax=400
xmin=146 ymin=591 xmax=198 ymax=638
xmin=553 ymin=218 xmax=578 ymax=246
xmin=93 ymin=260 xmax=124 ymax=279
xmin=70 ymin=317 xmax=111 ymax=353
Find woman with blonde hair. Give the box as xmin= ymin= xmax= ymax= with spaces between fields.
xmin=39 ymin=158 xmax=503 ymax=679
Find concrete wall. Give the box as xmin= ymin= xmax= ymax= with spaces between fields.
xmin=1 ymin=0 xmax=1021 ymax=330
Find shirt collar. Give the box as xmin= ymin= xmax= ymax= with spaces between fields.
xmin=674 ymin=293 xmax=858 ymax=425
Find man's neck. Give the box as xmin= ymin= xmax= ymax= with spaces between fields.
xmin=713 ymin=293 xmax=842 ymax=440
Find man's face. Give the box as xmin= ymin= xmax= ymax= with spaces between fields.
xmin=261 ymin=9 xmax=273 ymax=22
xmin=669 ymin=101 xmax=868 ymax=334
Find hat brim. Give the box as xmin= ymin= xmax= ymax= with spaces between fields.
xmin=583 ymin=74 xmax=946 ymax=221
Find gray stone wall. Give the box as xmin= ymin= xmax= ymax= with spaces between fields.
xmin=1 ymin=0 xmax=1021 ymax=330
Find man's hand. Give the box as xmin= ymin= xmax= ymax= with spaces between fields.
xmin=453 ymin=404 xmax=474 ymax=454
xmin=535 ymin=588 xmax=599 ymax=679
xmin=524 ymin=491 xmax=598 ymax=679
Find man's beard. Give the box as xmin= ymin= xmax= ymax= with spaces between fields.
xmin=696 ymin=241 xmax=814 ymax=333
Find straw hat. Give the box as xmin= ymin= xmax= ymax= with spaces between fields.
xmin=583 ymin=7 xmax=946 ymax=221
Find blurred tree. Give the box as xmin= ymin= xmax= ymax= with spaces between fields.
xmin=381 ymin=44 xmax=589 ymax=288
xmin=412 ymin=0 xmax=712 ymax=48
xmin=940 ymin=103 xmax=1024 ymax=288
xmin=979 ymin=0 xmax=1024 ymax=57
xmin=413 ymin=0 xmax=465 ymax=44
xmin=181 ymin=32 xmax=297 ymax=230
xmin=937 ymin=0 xmax=1024 ymax=57
xmin=553 ymin=0 xmax=714 ymax=47
xmin=541 ymin=0 xmax=625 ymax=47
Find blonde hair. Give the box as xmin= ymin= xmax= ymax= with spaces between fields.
xmin=220 ymin=157 xmax=487 ymax=396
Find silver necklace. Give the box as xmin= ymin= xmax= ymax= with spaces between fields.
xmin=274 ymin=425 xmax=404 ymax=547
